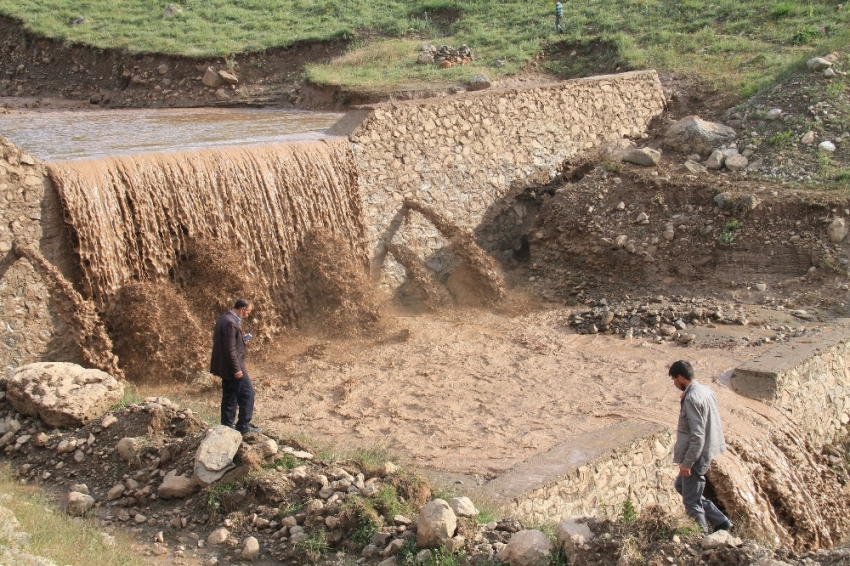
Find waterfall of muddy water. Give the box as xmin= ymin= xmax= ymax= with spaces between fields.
xmin=0 ymin=108 xmax=343 ymax=161
xmin=45 ymin=139 xmax=367 ymax=334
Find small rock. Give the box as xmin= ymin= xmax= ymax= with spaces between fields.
xmin=33 ymin=432 xmax=48 ymax=447
xmin=241 ymin=536 xmax=260 ymax=561
xmin=622 ymin=147 xmax=661 ymax=167
xmin=207 ymin=527 xmax=230 ymax=545
xmin=498 ymin=530 xmax=554 ymax=566
xmin=705 ymin=149 xmax=724 ymax=170
xmin=70 ymin=483 xmax=89 ymax=495
xmin=756 ymin=283 xmax=767 ymax=292
xmin=634 ymin=212 xmax=649 ymax=224
xmin=801 ymin=131 xmax=817 ymax=144
xmin=218 ymin=70 xmax=239 ymax=85
xmin=66 ymin=491 xmax=95 ymax=516
xmin=107 ymin=484 xmax=125 ymax=501
xmin=807 ymin=57 xmax=833 ymax=71
xmin=820 ymin=141 xmax=837 ymax=152
xmin=417 ymin=499 xmax=457 ymax=548
xmin=101 ymin=415 xmax=117 ymax=428
xmin=828 ymin=218 xmax=848 ymax=243
xmin=158 ymin=470 xmax=199 ymax=499
xmin=467 ymin=74 xmax=491 ymax=91
xmin=714 ymin=192 xmax=732 ymax=208
xmin=765 ymin=108 xmax=782 ymax=120
xmin=824 ymin=67 xmax=837 ymax=78
xmin=202 ymin=67 xmax=224 ymax=88
xmin=683 ymin=160 xmax=707 ymax=174
xmin=725 ymin=154 xmax=748 ymax=171
xmin=163 ymin=4 xmax=183 ymax=18
xmin=157 ymin=64 xmax=169 ymax=75
xmin=449 ymin=497 xmax=478 ymax=518
xmin=116 ymin=438 xmax=140 ymax=462
xmin=740 ymin=194 xmax=761 ymax=211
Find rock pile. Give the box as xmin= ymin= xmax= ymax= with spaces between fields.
xmin=417 ymin=44 xmax=474 ymax=68
xmin=566 ymin=296 xmax=812 ymax=345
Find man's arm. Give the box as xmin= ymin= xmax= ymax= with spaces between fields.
xmin=681 ymin=397 xmax=708 ymax=471
xmin=224 ymin=319 xmax=243 ymax=378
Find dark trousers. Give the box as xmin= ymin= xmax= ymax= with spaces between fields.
xmin=220 ymin=373 xmax=254 ymax=431
xmin=555 ymin=14 xmax=563 ymax=33
xmin=675 ymin=473 xmax=729 ymax=533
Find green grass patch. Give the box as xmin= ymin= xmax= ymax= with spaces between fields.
xmin=769 ymin=129 xmax=796 ymax=148
xmin=0 ymin=466 xmax=146 ymax=566
xmin=110 ymin=383 xmax=142 ymax=411
xmin=206 ymin=480 xmax=239 ymax=514
xmin=265 ymin=452 xmax=301 ymax=470
xmin=2 ymin=0 xmax=850 ymax=91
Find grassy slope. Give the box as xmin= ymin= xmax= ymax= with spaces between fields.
xmin=0 ymin=466 xmax=147 ymax=566
xmin=0 ymin=0 xmax=848 ymax=92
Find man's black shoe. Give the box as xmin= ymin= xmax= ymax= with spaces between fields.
xmin=237 ymin=424 xmax=261 ymax=434
xmin=715 ymin=520 xmax=733 ymax=532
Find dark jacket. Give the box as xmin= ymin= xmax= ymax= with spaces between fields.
xmin=210 ymin=311 xmax=247 ymax=378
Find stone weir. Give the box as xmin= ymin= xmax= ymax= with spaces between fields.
xmin=332 ymin=70 xmax=666 ymax=290
xmin=46 ymin=139 xmax=368 ymax=328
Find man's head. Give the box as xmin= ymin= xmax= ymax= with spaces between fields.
xmin=233 ymin=298 xmax=253 ymax=318
xmin=668 ymin=360 xmax=694 ymax=391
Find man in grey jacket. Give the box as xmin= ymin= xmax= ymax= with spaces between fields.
xmin=669 ymin=360 xmax=732 ymax=533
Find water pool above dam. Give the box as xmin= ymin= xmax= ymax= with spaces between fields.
xmin=0 ymin=107 xmax=343 ymax=161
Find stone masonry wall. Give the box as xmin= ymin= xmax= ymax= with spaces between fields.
xmin=732 ymin=325 xmax=850 ymax=448
xmin=501 ymin=428 xmax=678 ymax=525
xmin=0 ymin=136 xmax=83 ymax=372
xmin=346 ymin=71 xmax=666 ymax=289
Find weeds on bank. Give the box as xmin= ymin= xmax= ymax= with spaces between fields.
xmin=296 ymin=527 xmax=330 ymax=563
xmin=0 ymin=465 xmax=146 ymax=566
xmin=620 ymin=490 xmax=639 ymax=524
xmin=110 ymin=384 xmax=142 ymax=411
xmin=718 ymin=220 xmax=743 ymax=245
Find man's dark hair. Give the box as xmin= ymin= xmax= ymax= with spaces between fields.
xmin=668 ymin=360 xmax=694 ymax=381
xmin=233 ymin=298 xmax=251 ymax=310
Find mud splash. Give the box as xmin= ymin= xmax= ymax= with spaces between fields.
xmin=46 ymin=140 xmax=368 ymax=335
xmin=402 ymin=198 xmax=505 ymax=305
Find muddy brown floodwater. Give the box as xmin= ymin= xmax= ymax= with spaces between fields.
xmin=232 ymin=306 xmax=760 ymax=475
xmin=0 ymin=107 xmax=343 ymax=160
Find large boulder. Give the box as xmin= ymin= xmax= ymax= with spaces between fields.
xmin=498 ymin=530 xmax=554 ymax=566
xmin=416 ymin=499 xmax=457 ymax=548
xmin=663 ymin=116 xmax=737 ymax=155
xmin=194 ymin=425 xmax=242 ymax=487
xmin=467 ymin=74 xmax=492 ymax=91
xmin=2 ymin=363 xmax=123 ymax=427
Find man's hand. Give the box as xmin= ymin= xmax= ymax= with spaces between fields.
xmin=234 ymin=371 xmax=243 ymax=379
xmin=679 ymin=465 xmax=691 ymax=477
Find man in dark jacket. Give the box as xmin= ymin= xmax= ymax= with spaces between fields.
xmin=211 ymin=298 xmax=258 ymax=433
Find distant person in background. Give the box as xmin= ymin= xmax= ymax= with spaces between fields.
xmin=554 ymin=1 xmax=564 ymax=34
xmin=211 ymin=298 xmax=259 ymax=434
xmin=669 ymin=360 xmax=732 ymax=534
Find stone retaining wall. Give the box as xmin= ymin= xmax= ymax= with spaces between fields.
xmin=0 ymin=137 xmax=82 ymax=372
xmin=342 ymin=71 xmax=666 ymax=288
xmin=731 ymin=324 xmax=850 ymax=447
xmin=486 ymin=423 xmax=678 ymax=525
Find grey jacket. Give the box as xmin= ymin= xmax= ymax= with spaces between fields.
xmin=673 ymin=380 xmax=726 ymax=474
